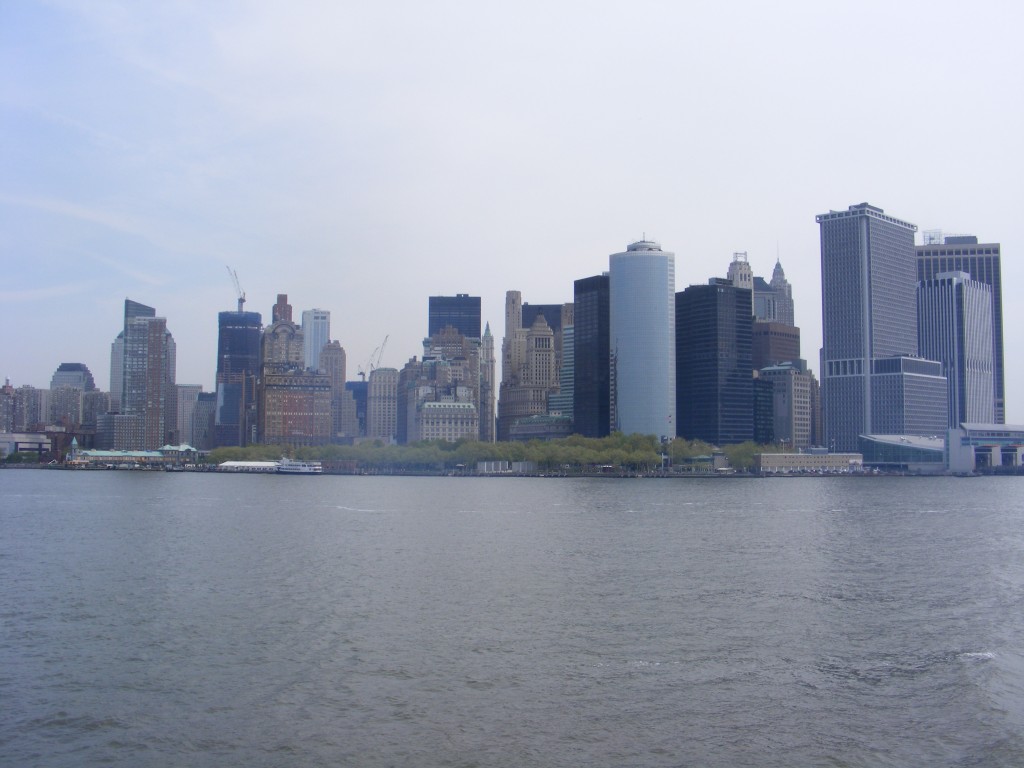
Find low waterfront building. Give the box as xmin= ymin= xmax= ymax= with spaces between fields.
xmin=858 ymin=434 xmax=944 ymax=474
xmin=947 ymin=423 xmax=1024 ymax=473
xmin=753 ymin=451 xmax=864 ymax=474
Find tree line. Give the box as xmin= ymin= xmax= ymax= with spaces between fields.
xmin=208 ymin=434 xmax=786 ymax=473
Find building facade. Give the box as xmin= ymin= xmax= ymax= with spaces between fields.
xmin=573 ymin=274 xmax=611 ymax=438
xmin=917 ymin=271 xmax=994 ymax=427
xmin=817 ymin=203 xmax=922 ymax=451
xmin=676 ymin=280 xmax=753 ymax=445
xmin=215 ymin=309 xmax=262 ymax=447
xmin=917 ymin=235 xmax=1005 ymax=423
xmin=121 ymin=300 xmax=177 ymax=449
xmin=366 ymin=367 xmax=399 ymax=441
xmin=428 ymin=294 xmax=481 ymax=340
xmin=610 ymin=240 xmax=675 ymax=438
xmin=301 ymin=309 xmax=331 ymax=373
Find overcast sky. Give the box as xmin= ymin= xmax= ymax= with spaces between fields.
xmin=2 ymin=1 xmax=1021 ymax=421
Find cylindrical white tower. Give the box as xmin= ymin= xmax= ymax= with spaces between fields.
xmin=609 ymin=240 xmax=676 ymax=438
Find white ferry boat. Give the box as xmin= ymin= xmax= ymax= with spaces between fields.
xmin=276 ymin=457 xmax=323 ymax=475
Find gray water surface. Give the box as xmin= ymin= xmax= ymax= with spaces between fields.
xmin=2 ymin=472 xmax=1023 ymax=766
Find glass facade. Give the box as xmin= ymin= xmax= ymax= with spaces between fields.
xmin=676 ymin=281 xmax=753 ymax=445
xmin=610 ymin=241 xmax=675 ymax=439
xmin=428 ymin=294 xmax=481 ymax=340
xmin=215 ymin=310 xmax=262 ymax=447
xmin=573 ymin=274 xmax=610 ymax=438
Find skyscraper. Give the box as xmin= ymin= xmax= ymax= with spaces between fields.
xmin=121 ymin=300 xmax=176 ymax=449
xmin=215 ymin=309 xmax=261 ymax=447
xmin=917 ymin=271 xmax=994 ymax=427
xmin=817 ymin=203 xmax=924 ymax=450
xmin=573 ymin=274 xmax=610 ymax=438
xmin=676 ymin=279 xmax=753 ymax=445
xmin=302 ymin=309 xmax=331 ymax=372
xmin=480 ymin=323 xmax=496 ymax=442
xmin=497 ymin=291 xmax=566 ymax=440
xmin=609 ymin=240 xmax=675 ymax=438
xmin=917 ymin=235 xmax=1004 ymax=423
xmin=428 ymin=294 xmax=481 ymax=339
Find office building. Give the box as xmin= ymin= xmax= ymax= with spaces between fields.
xmin=215 ymin=309 xmax=261 ymax=447
xmin=302 ymin=309 xmax=331 ymax=372
xmin=917 ymin=271 xmax=994 ymax=426
xmin=756 ymin=361 xmax=815 ymax=449
xmin=367 ymin=367 xmax=399 ymax=441
xmin=676 ymin=279 xmax=753 ymax=445
xmin=817 ymin=203 xmax=928 ymax=451
xmin=176 ymin=384 xmax=202 ymax=446
xmin=917 ymin=234 xmax=1005 ymax=422
xmin=752 ymin=322 xmax=801 ymax=370
xmin=257 ymin=365 xmax=332 ymax=446
xmin=428 ymin=294 xmax=481 ymax=340
xmin=480 ymin=324 xmax=496 ymax=442
xmin=610 ymin=240 xmax=675 ymax=438
xmin=869 ymin=356 xmax=948 ymax=436
xmin=573 ymin=274 xmax=611 ymax=438
xmin=498 ymin=291 xmax=564 ymax=440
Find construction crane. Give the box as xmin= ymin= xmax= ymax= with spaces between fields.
xmin=357 ymin=335 xmax=390 ymax=380
xmin=226 ymin=266 xmax=246 ymax=312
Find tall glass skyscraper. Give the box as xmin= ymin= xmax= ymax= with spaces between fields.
xmin=215 ymin=309 xmax=262 ymax=447
xmin=573 ymin=274 xmax=610 ymax=438
xmin=609 ymin=240 xmax=675 ymax=438
xmin=676 ymin=279 xmax=753 ymax=445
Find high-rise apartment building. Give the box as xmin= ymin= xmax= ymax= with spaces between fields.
xmin=573 ymin=274 xmax=611 ymax=438
xmin=121 ymin=300 xmax=176 ymax=449
xmin=215 ymin=309 xmax=261 ymax=447
xmin=610 ymin=240 xmax=675 ymax=438
xmin=917 ymin=235 xmax=1004 ymax=422
xmin=428 ymin=294 xmax=481 ymax=340
xmin=676 ymin=279 xmax=753 ymax=445
xmin=817 ymin=203 xmax=929 ymax=450
xmin=917 ymin=271 xmax=994 ymax=427
xmin=111 ymin=299 xmax=156 ymax=407
xmin=302 ymin=309 xmax=331 ymax=373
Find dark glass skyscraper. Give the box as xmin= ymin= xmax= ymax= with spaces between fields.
xmin=573 ymin=274 xmax=610 ymax=438
xmin=676 ymin=280 xmax=753 ymax=445
xmin=917 ymin=236 xmax=1004 ymax=423
xmin=215 ymin=310 xmax=262 ymax=447
xmin=428 ymin=294 xmax=481 ymax=339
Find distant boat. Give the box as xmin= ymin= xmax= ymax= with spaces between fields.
xmin=276 ymin=457 xmax=323 ymax=475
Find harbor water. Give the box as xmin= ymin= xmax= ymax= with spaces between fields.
xmin=2 ymin=471 xmax=1023 ymax=766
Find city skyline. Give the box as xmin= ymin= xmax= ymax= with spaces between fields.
xmin=2 ymin=3 xmax=1022 ymax=422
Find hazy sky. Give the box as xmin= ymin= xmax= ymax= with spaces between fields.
xmin=3 ymin=1 xmax=1022 ymax=421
